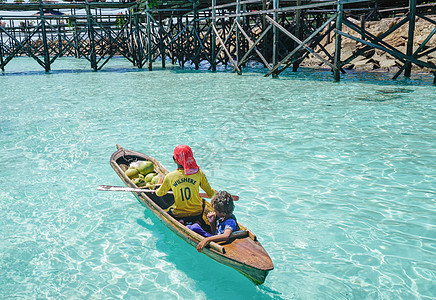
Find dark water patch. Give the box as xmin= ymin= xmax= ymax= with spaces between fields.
xmin=355 ymin=96 xmax=398 ymax=102
xmin=355 ymin=88 xmax=415 ymax=102
xmin=375 ymin=88 xmax=415 ymax=94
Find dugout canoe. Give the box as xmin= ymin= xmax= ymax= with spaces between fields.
xmin=109 ymin=145 xmax=274 ymax=285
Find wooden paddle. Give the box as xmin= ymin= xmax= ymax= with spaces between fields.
xmin=97 ymin=185 xmax=239 ymax=201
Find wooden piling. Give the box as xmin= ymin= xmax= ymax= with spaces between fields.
xmin=39 ymin=0 xmax=50 ymax=72
xmin=0 ymin=29 xmax=4 ymax=72
xmin=133 ymin=8 xmax=142 ymax=68
xmin=211 ymin=0 xmax=217 ymax=71
xmin=404 ymin=0 xmax=417 ymax=77
xmin=85 ymin=0 xmax=97 ymax=71
xmin=293 ymin=0 xmax=301 ymax=72
xmin=158 ymin=11 xmax=165 ymax=68
xmin=272 ymin=0 xmax=278 ymax=78
xmin=333 ymin=2 xmax=343 ymax=82
xmin=236 ymin=0 xmax=242 ymax=71
xmin=146 ymin=3 xmax=152 ymax=71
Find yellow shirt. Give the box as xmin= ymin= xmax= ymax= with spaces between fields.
xmin=156 ymin=169 xmax=215 ymax=217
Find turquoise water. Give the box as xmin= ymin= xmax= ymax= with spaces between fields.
xmin=1 ymin=57 xmax=435 ymax=299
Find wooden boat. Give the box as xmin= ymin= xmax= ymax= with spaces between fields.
xmin=109 ymin=145 xmax=274 ymax=285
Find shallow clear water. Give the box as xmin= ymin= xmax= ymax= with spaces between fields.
xmin=1 ymin=57 xmax=435 ymax=299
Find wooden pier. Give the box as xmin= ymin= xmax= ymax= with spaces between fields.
xmin=0 ymin=0 xmax=435 ymax=83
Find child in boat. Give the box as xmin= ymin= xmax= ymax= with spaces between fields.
xmin=155 ymin=145 xmax=216 ymax=224
xmin=188 ymin=191 xmax=240 ymax=253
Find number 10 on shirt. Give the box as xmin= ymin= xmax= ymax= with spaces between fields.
xmin=180 ymin=187 xmax=191 ymax=201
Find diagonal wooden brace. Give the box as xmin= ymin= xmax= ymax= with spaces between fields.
xmin=212 ymin=23 xmax=242 ymax=74
xmin=265 ymin=15 xmax=338 ymax=71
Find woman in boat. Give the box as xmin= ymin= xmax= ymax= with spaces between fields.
xmin=189 ymin=191 xmax=240 ymax=253
xmin=155 ymin=145 xmax=216 ymax=224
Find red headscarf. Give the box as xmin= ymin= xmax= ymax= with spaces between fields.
xmin=173 ymin=145 xmax=199 ymax=175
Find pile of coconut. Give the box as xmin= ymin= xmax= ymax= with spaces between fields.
xmin=122 ymin=161 xmax=162 ymax=189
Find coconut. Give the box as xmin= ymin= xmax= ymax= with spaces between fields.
xmin=144 ymin=172 xmax=156 ymax=183
xmin=133 ymin=177 xmax=146 ymax=187
xmin=125 ymin=167 xmax=139 ymax=179
xmin=138 ymin=161 xmax=154 ymax=175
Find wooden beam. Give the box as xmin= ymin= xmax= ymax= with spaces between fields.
xmin=265 ymin=15 xmax=338 ymax=71
xmin=265 ymin=13 xmax=337 ymax=77
xmin=212 ymin=23 xmax=241 ymax=74
xmin=337 ymin=29 xmax=436 ymax=70
xmin=393 ymin=22 xmax=436 ymax=79
xmin=235 ymin=21 xmax=272 ymax=71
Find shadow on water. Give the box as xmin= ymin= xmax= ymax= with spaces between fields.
xmin=136 ymin=213 xmax=285 ymax=300
xmin=355 ymin=87 xmax=415 ymax=102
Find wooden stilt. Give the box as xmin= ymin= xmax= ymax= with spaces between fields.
xmin=211 ymin=0 xmax=217 ymax=71
xmin=134 ymin=8 xmax=142 ymax=68
xmin=272 ymin=0 xmax=279 ymax=77
xmin=404 ymin=0 xmax=417 ymax=77
xmin=39 ymin=0 xmax=50 ymax=72
xmin=85 ymin=0 xmax=97 ymax=71
xmin=333 ymin=2 xmax=343 ymax=82
xmin=293 ymin=0 xmax=301 ymax=72
xmin=130 ymin=9 xmax=137 ymax=67
xmin=57 ymin=20 xmax=62 ymax=57
xmin=0 ymin=32 xmax=4 ymax=71
xmin=236 ymin=0 xmax=242 ymax=72
xmin=147 ymin=9 xmax=152 ymax=71
xmin=360 ymin=14 xmax=366 ymax=40
xmin=193 ymin=2 xmax=199 ymax=70
xmin=73 ymin=18 xmax=79 ymax=59
xmin=158 ymin=11 xmax=165 ymax=68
